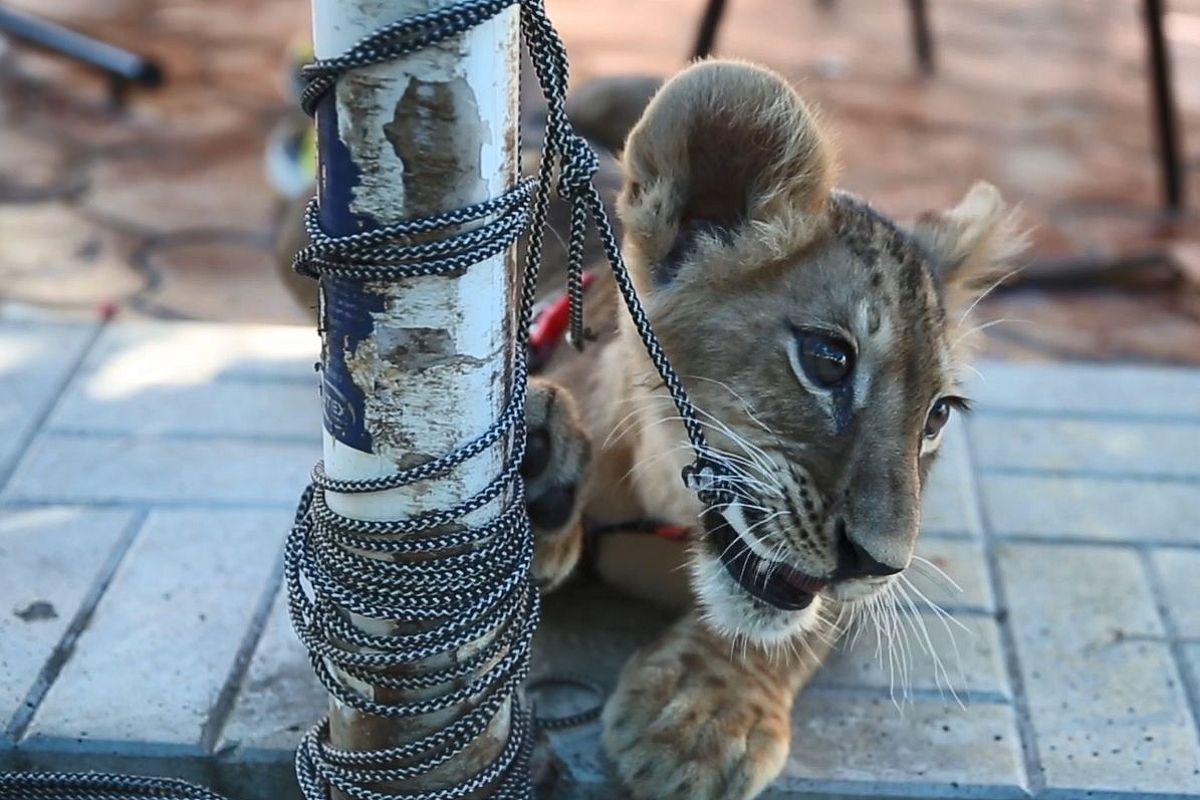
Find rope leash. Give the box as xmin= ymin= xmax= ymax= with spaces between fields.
xmin=0 ymin=772 xmax=228 ymax=800
xmin=0 ymin=0 xmax=735 ymax=797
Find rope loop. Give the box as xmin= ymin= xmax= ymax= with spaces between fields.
xmin=298 ymin=0 xmax=520 ymax=115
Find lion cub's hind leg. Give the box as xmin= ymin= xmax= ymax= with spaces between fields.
xmin=524 ymin=379 xmax=591 ymax=591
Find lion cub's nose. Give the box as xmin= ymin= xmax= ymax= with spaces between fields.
xmin=834 ymin=519 xmax=904 ymax=580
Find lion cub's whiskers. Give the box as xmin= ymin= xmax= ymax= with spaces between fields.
xmin=843 ymin=571 xmax=971 ymax=712
xmin=604 ymin=396 xmax=787 ymax=499
xmin=682 ymin=375 xmax=778 ymax=437
xmin=894 ymin=578 xmax=964 ymax=708
xmin=951 ymin=316 xmax=1032 ymax=351
xmin=899 ymin=573 xmax=971 ymax=694
xmin=956 ymin=263 xmax=1030 ymax=326
xmin=615 ymin=387 xmax=783 ymax=483
xmin=910 ymin=554 xmax=964 ymax=595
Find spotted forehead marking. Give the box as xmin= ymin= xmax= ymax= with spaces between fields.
xmin=826 ymin=192 xmax=954 ymax=413
xmin=828 ymin=192 xmax=947 ymax=330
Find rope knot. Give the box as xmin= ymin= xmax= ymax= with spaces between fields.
xmin=557 ymin=132 xmax=599 ymax=195
xmin=682 ymin=455 xmax=739 ymax=507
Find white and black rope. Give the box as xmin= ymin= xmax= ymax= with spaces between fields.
xmin=0 ymin=1 xmax=735 ymax=798
xmin=0 ymin=772 xmax=228 ymax=800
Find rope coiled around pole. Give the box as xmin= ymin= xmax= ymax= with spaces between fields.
xmin=286 ymin=1 xmax=732 ymax=797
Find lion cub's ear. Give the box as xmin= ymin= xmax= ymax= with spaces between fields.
xmin=618 ymin=60 xmax=835 ymax=286
xmin=910 ymin=182 xmax=1027 ymax=318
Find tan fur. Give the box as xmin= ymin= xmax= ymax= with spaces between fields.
xmin=911 ymin=181 xmax=1029 ymax=333
xmin=619 ymin=60 xmax=835 ymax=296
xmin=526 ymin=60 xmax=1024 ymax=800
xmin=525 ymin=380 xmax=591 ymax=591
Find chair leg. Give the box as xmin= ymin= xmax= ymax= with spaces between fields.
xmin=691 ymin=0 xmax=728 ymax=60
xmin=1143 ymin=0 xmax=1185 ymax=211
xmin=908 ymin=0 xmax=935 ymax=73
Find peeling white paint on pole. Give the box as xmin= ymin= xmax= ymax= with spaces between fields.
xmin=311 ymin=0 xmax=520 ymax=794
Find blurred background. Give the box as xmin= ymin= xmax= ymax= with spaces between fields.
xmin=0 ymin=0 xmax=1198 ymax=361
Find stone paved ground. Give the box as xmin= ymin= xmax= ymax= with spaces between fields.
xmin=1 ymin=316 xmax=1199 ymax=799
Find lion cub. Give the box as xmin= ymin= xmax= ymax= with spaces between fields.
xmin=523 ymin=60 xmax=1022 ymax=800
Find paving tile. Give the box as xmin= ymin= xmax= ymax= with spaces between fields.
xmin=48 ymin=377 xmax=319 ymax=441
xmin=911 ymin=537 xmax=994 ymax=613
xmin=0 ymin=321 xmax=96 ymax=480
xmin=970 ymin=360 xmax=1200 ymax=420
xmin=80 ymin=322 xmax=318 ymax=384
xmin=997 ymin=543 xmax=1200 ymax=794
xmin=776 ymin=694 xmax=1026 ymax=797
xmin=971 ymin=416 xmax=1200 ymax=480
xmin=0 ymin=507 xmax=134 ymax=730
xmin=532 ymin=582 xmax=674 ymax=693
xmin=1182 ymin=646 xmax=1200 ymax=716
xmin=23 ymin=509 xmax=288 ymax=749
xmin=544 ymin=698 xmax=1027 ymax=799
xmin=980 ymin=474 xmax=1200 ymax=543
xmin=814 ymin=613 xmax=1009 ymax=702
xmin=921 ymin=417 xmax=979 ymax=538
xmin=218 ymin=588 xmax=326 ymax=753
xmin=1150 ymin=548 xmax=1200 ymax=639
xmin=538 ymin=582 xmax=1023 ymax=797
xmin=3 ymin=434 xmax=315 ymax=507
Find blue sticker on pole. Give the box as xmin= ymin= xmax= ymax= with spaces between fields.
xmin=321 ymin=278 xmax=382 ymax=451
xmin=315 ymin=89 xmax=378 ymax=452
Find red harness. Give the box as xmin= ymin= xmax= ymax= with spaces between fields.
xmin=529 ymin=274 xmax=692 ymax=545
xmin=528 ymin=270 xmax=595 ymax=370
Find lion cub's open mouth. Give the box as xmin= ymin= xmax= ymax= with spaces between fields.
xmin=703 ymin=508 xmax=827 ymax=611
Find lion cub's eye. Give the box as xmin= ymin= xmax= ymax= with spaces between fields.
xmin=924 ymin=399 xmax=951 ymax=439
xmin=798 ymin=333 xmax=855 ymax=388
xmin=925 ymin=395 xmax=971 ymax=440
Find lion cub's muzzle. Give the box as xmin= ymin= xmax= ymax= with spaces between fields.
xmin=704 ymin=506 xmax=908 ymax=611
xmin=703 ymin=508 xmax=828 ymax=610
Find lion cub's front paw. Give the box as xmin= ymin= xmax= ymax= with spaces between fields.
xmin=601 ymin=616 xmax=793 ymax=800
xmin=524 ymin=379 xmax=591 ymax=592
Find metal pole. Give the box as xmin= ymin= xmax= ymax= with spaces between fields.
xmin=0 ymin=6 xmax=162 ymax=85
xmin=907 ymin=0 xmax=935 ymax=74
xmin=1143 ymin=0 xmax=1185 ymax=211
xmin=309 ymin=0 xmax=520 ymax=796
xmin=690 ymin=0 xmax=727 ymax=60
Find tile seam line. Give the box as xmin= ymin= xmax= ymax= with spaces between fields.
xmin=4 ymin=509 xmax=148 ymax=741
xmin=805 ymin=684 xmax=1013 ymax=705
xmin=0 ymin=321 xmax=106 ymax=497
xmin=64 ymin=368 xmax=318 ymax=388
xmin=0 ymin=499 xmax=301 ymax=511
xmin=199 ymin=545 xmax=288 ymax=753
xmin=978 ymin=407 xmax=1200 ymax=426
xmin=961 ymin=426 xmax=1045 ymax=796
xmin=980 ymin=467 xmax=1200 ymax=486
xmin=1138 ymin=546 xmax=1200 ymax=751
xmin=38 ymin=428 xmax=321 ymax=446
xmin=995 ymin=534 xmax=1200 ymax=551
